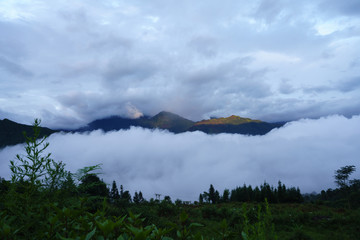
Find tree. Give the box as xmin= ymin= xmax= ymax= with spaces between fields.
xmin=133 ymin=191 xmax=140 ymax=203
xmin=9 ymin=119 xmax=66 ymax=190
xmin=120 ymin=184 xmax=124 ymax=198
xmin=78 ymin=174 xmax=109 ymax=197
xmin=122 ymin=190 xmax=132 ymax=203
xmin=163 ymin=195 xmax=172 ymax=203
xmin=214 ymin=190 xmax=220 ymax=203
xmin=334 ymin=165 xmax=358 ymax=208
xmin=7 ymin=119 xmax=67 ymax=238
xmin=138 ymin=191 xmax=145 ymax=203
xmin=60 ymin=171 xmax=77 ymax=197
xmin=199 ymin=193 xmax=204 ymax=204
xmin=335 ymin=165 xmax=356 ymax=189
xmin=209 ymin=184 xmax=216 ymax=204
xmin=110 ymin=180 xmax=120 ymax=201
xmin=222 ymin=189 xmax=230 ymax=202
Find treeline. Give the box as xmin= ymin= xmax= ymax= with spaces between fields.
xmin=199 ymin=182 xmax=303 ymax=205
xmin=303 ymin=165 xmax=360 ymax=209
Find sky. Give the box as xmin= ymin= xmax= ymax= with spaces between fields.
xmin=1 ymin=115 xmax=359 ymax=201
xmin=0 ymin=0 xmax=360 ymax=128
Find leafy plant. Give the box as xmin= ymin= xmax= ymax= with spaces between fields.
xmin=9 ymin=119 xmax=66 ymax=190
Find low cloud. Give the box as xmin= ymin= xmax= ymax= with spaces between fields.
xmin=1 ymin=115 xmax=359 ymax=201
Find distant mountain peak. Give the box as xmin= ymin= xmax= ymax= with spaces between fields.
xmin=195 ymin=115 xmax=262 ymax=126
xmin=153 ymin=111 xmax=178 ymax=117
xmin=150 ymin=111 xmax=194 ymax=133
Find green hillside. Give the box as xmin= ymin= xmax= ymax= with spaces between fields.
xmin=195 ymin=115 xmax=262 ymax=125
xmin=0 ymin=118 xmax=56 ymax=148
xmin=147 ymin=111 xmax=195 ymax=133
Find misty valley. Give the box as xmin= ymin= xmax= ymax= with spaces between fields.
xmin=0 ymin=118 xmax=359 ymax=239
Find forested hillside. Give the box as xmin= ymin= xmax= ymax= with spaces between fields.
xmin=0 ymin=118 xmax=56 ymax=148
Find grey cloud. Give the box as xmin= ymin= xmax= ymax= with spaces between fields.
xmin=188 ymin=35 xmax=218 ymax=58
xmin=0 ymin=115 xmax=359 ymax=201
xmin=0 ymin=21 xmax=30 ymax=59
xmin=182 ymin=58 xmax=271 ymax=100
xmin=349 ymin=57 xmax=360 ymax=69
xmin=254 ymin=0 xmax=285 ymax=24
xmin=337 ymin=77 xmax=360 ymax=92
xmin=259 ymin=98 xmax=360 ymax=123
xmin=0 ymin=56 xmax=33 ymax=77
xmin=57 ymin=92 xmax=123 ymax=121
xmin=0 ymin=0 xmax=359 ymax=128
xmin=303 ymin=86 xmax=333 ymax=94
xmin=278 ymin=79 xmax=296 ymax=94
xmin=319 ymin=0 xmax=360 ymax=16
xmin=303 ymin=77 xmax=360 ymax=94
xmin=102 ymin=57 xmax=158 ymax=86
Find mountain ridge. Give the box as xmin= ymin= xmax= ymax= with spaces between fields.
xmin=194 ymin=115 xmax=262 ymax=125
xmin=0 ymin=118 xmax=56 ymax=149
xmin=0 ymin=111 xmax=286 ymax=148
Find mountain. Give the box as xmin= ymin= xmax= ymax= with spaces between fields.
xmin=189 ymin=121 xmax=284 ymax=135
xmin=0 ymin=112 xmax=285 ymax=148
xmin=146 ymin=111 xmax=195 ymax=133
xmin=77 ymin=112 xmax=284 ymax=135
xmin=75 ymin=111 xmax=194 ymax=134
xmin=189 ymin=115 xmax=285 ymax=135
xmin=0 ymin=118 xmax=57 ymax=149
xmin=75 ymin=116 xmax=146 ymax=132
xmin=194 ymin=115 xmax=262 ymax=125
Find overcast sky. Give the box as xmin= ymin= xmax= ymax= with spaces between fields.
xmin=0 ymin=0 xmax=360 ymax=128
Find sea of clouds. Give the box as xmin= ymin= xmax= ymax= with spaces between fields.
xmin=1 ymin=115 xmax=359 ymax=201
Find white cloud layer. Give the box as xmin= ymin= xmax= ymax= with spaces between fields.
xmin=0 ymin=0 xmax=360 ymax=128
xmin=1 ymin=115 xmax=359 ymax=201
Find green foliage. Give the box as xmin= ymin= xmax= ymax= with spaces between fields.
xmin=78 ymin=174 xmax=109 ymax=197
xmin=9 ymin=119 xmax=66 ymax=189
xmin=334 ymin=165 xmax=356 ymax=189
xmin=229 ymin=182 xmax=303 ymax=203
xmin=240 ymin=199 xmax=277 ymax=240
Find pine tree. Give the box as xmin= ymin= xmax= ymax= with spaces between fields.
xmin=209 ymin=184 xmax=217 ymax=204
xmin=138 ymin=191 xmax=145 ymax=203
xmin=133 ymin=191 xmax=140 ymax=203
xmin=110 ymin=180 xmax=120 ymax=201
xmin=222 ymin=189 xmax=230 ymax=202
xmin=199 ymin=193 xmax=204 ymax=204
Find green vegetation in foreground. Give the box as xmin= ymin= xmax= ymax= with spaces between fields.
xmin=0 ymin=119 xmax=359 ymax=239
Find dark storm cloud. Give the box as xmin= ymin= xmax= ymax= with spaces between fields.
xmin=0 ymin=115 xmax=359 ymax=201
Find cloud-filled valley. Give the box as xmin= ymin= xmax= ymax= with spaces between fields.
xmin=1 ymin=115 xmax=359 ymax=201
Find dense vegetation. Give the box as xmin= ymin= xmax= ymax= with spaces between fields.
xmin=0 ymin=120 xmax=359 ymax=239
